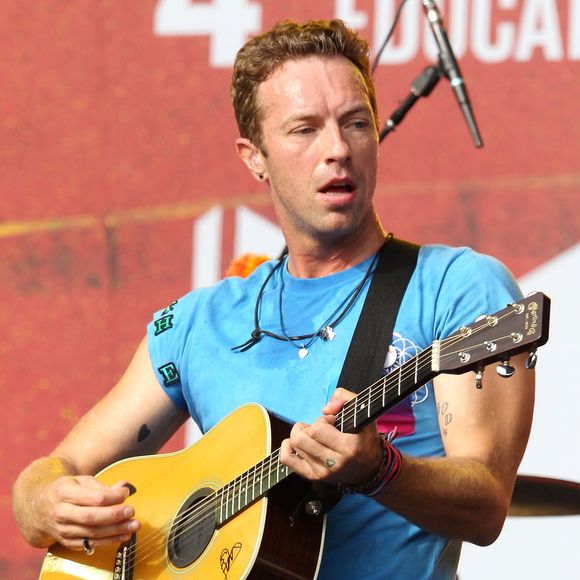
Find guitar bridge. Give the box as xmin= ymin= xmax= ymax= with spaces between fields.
xmin=114 ymin=535 xmax=135 ymax=580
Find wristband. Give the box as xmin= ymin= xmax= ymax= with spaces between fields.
xmin=341 ymin=432 xmax=403 ymax=497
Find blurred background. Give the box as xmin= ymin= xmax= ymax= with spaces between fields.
xmin=1 ymin=1 xmax=578 ymax=577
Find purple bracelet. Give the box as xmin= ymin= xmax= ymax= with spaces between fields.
xmin=341 ymin=433 xmax=403 ymax=497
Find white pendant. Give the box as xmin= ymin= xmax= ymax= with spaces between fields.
xmin=298 ymin=347 xmax=309 ymax=359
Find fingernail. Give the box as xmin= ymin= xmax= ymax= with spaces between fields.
xmin=123 ymin=506 xmax=135 ymax=518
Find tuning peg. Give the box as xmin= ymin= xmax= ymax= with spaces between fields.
xmin=526 ymin=350 xmax=538 ymax=369
xmin=475 ymin=367 xmax=484 ymax=389
xmin=496 ymin=360 xmax=516 ymax=378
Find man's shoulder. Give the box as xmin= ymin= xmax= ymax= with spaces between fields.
xmin=153 ymin=258 xmax=278 ymax=318
xmin=418 ymin=244 xmax=510 ymax=277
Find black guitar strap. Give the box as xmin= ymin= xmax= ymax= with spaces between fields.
xmin=337 ymin=237 xmax=420 ymax=394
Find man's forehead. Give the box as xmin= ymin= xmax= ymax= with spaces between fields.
xmin=257 ymin=55 xmax=371 ymax=116
xmin=265 ymin=55 xmax=365 ymax=89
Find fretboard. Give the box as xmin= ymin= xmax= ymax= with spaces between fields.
xmin=215 ymin=451 xmax=292 ymax=525
xmin=336 ymin=345 xmax=436 ymax=433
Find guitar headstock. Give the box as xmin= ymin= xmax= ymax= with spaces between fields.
xmin=434 ymin=292 xmax=551 ymax=374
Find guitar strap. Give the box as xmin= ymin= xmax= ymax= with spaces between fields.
xmin=337 ymin=237 xmax=420 ymax=394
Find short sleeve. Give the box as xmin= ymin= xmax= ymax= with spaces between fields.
xmin=430 ymin=247 xmax=522 ymax=340
xmin=147 ymin=295 xmax=193 ymax=411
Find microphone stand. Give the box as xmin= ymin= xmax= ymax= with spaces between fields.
xmin=379 ymin=65 xmax=441 ymax=143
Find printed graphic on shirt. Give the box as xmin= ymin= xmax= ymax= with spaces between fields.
xmin=158 ymin=362 xmax=180 ymax=386
xmin=376 ymin=333 xmax=429 ymax=437
xmin=154 ymin=313 xmax=174 ymax=335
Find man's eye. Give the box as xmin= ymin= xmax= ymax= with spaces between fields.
xmin=295 ymin=127 xmax=314 ymax=135
xmin=351 ymin=120 xmax=369 ymax=129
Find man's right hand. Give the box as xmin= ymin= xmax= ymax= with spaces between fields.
xmin=30 ymin=474 xmax=140 ymax=550
xmin=12 ymin=337 xmax=187 ymax=550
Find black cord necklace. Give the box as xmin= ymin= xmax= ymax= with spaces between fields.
xmin=231 ymin=234 xmax=393 ymax=357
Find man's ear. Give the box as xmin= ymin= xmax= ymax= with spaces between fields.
xmin=236 ymin=138 xmax=266 ymax=182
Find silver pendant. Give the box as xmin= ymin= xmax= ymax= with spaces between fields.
xmin=298 ymin=347 xmax=309 ymax=359
xmin=319 ymin=325 xmax=336 ymax=341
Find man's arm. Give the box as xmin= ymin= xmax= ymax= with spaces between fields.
xmin=12 ymin=336 xmax=189 ymax=550
xmin=281 ymin=351 xmax=534 ymax=546
xmin=378 ymin=351 xmax=534 ymax=544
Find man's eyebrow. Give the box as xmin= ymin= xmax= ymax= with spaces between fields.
xmin=282 ymin=104 xmax=373 ymax=128
xmin=338 ymin=104 xmax=374 ymax=120
xmin=282 ymin=112 xmax=318 ymax=127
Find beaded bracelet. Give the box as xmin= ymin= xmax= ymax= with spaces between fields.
xmin=341 ymin=431 xmax=403 ymax=497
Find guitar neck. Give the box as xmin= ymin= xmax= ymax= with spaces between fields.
xmin=336 ymin=345 xmax=436 ymax=433
xmin=216 ymin=449 xmax=291 ymax=525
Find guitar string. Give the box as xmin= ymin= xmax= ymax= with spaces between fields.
xmin=121 ymin=307 xmax=521 ymax=570
xmin=123 ymin=449 xmax=288 ymax=568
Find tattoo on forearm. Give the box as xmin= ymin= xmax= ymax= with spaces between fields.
xmin=137 ymin=424 xmax=151 ymax=443
xmin=437 ymin=402 xmax=453 ymax=438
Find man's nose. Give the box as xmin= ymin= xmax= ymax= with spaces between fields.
xmin=323 ymin=125 xmax=351 ymax=164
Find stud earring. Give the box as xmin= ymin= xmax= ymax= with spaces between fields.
xmin=258 ymin=173 xmax=264 ymax=180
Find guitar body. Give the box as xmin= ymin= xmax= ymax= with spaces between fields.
xmin=40 ymin=404 xmax=325 ymax=580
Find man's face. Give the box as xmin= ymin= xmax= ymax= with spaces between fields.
xmin=253 ymin=56 xmax=379 ymax=247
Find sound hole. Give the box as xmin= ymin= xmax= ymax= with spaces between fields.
xmin=168 ymin=487 xmax=216 ymax=569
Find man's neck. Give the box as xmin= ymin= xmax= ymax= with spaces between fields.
xmin=285 ymin=222 xmax=387 ymax=278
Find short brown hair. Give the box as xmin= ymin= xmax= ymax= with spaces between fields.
xmin=231 ymin=19 xmax=379 ymax=151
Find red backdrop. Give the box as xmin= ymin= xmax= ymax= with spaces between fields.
xmin=1 ymin=1 xmax=578 ymax=577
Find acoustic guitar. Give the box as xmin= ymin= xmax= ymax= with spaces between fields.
xmin=40 ymin=292 xmax=550 ymax=579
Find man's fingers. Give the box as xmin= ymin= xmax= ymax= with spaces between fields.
xmin=54 ymin=501 xmax=136 ymax=528
xmin=45 ymin=475 xmax=140 ymax=549
xmin=280 ymin=438 xmax=319 ymax=480
xmin=56 ymin=511 xmax=140 ymax=541
xmin=63 ymin=531 xmax=134 ymax=551
xmin=54 ymin=476 xmax=130 ymax=507
xmin=51 ymin=501 xmax=141 ymax=550
xmin=322 ymin=387 xmax=357 ymax=415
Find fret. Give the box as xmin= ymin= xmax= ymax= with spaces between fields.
xmin=339 ymin=404 xmax=347 ymax=433
xmin=232 ymin=478 xmax=238 ymax=517
xmin=229 ymin=479 xmax=235 ymax=519
xmin=381 ymin=376 xmax=386 ymax=407
xmin=228 ymin=479 xmax=234 ymax=518
xmin=224 ymin=481 xmax=230 ymax=520
xmin=250 ymin=463 xmax=257 ymax=502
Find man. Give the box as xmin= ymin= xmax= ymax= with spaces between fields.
xmin=13 ymin=19 xmax=534 ymax=579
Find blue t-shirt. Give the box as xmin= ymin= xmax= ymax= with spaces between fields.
xmin=147 ymin=244 xmax=521 ymax=579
